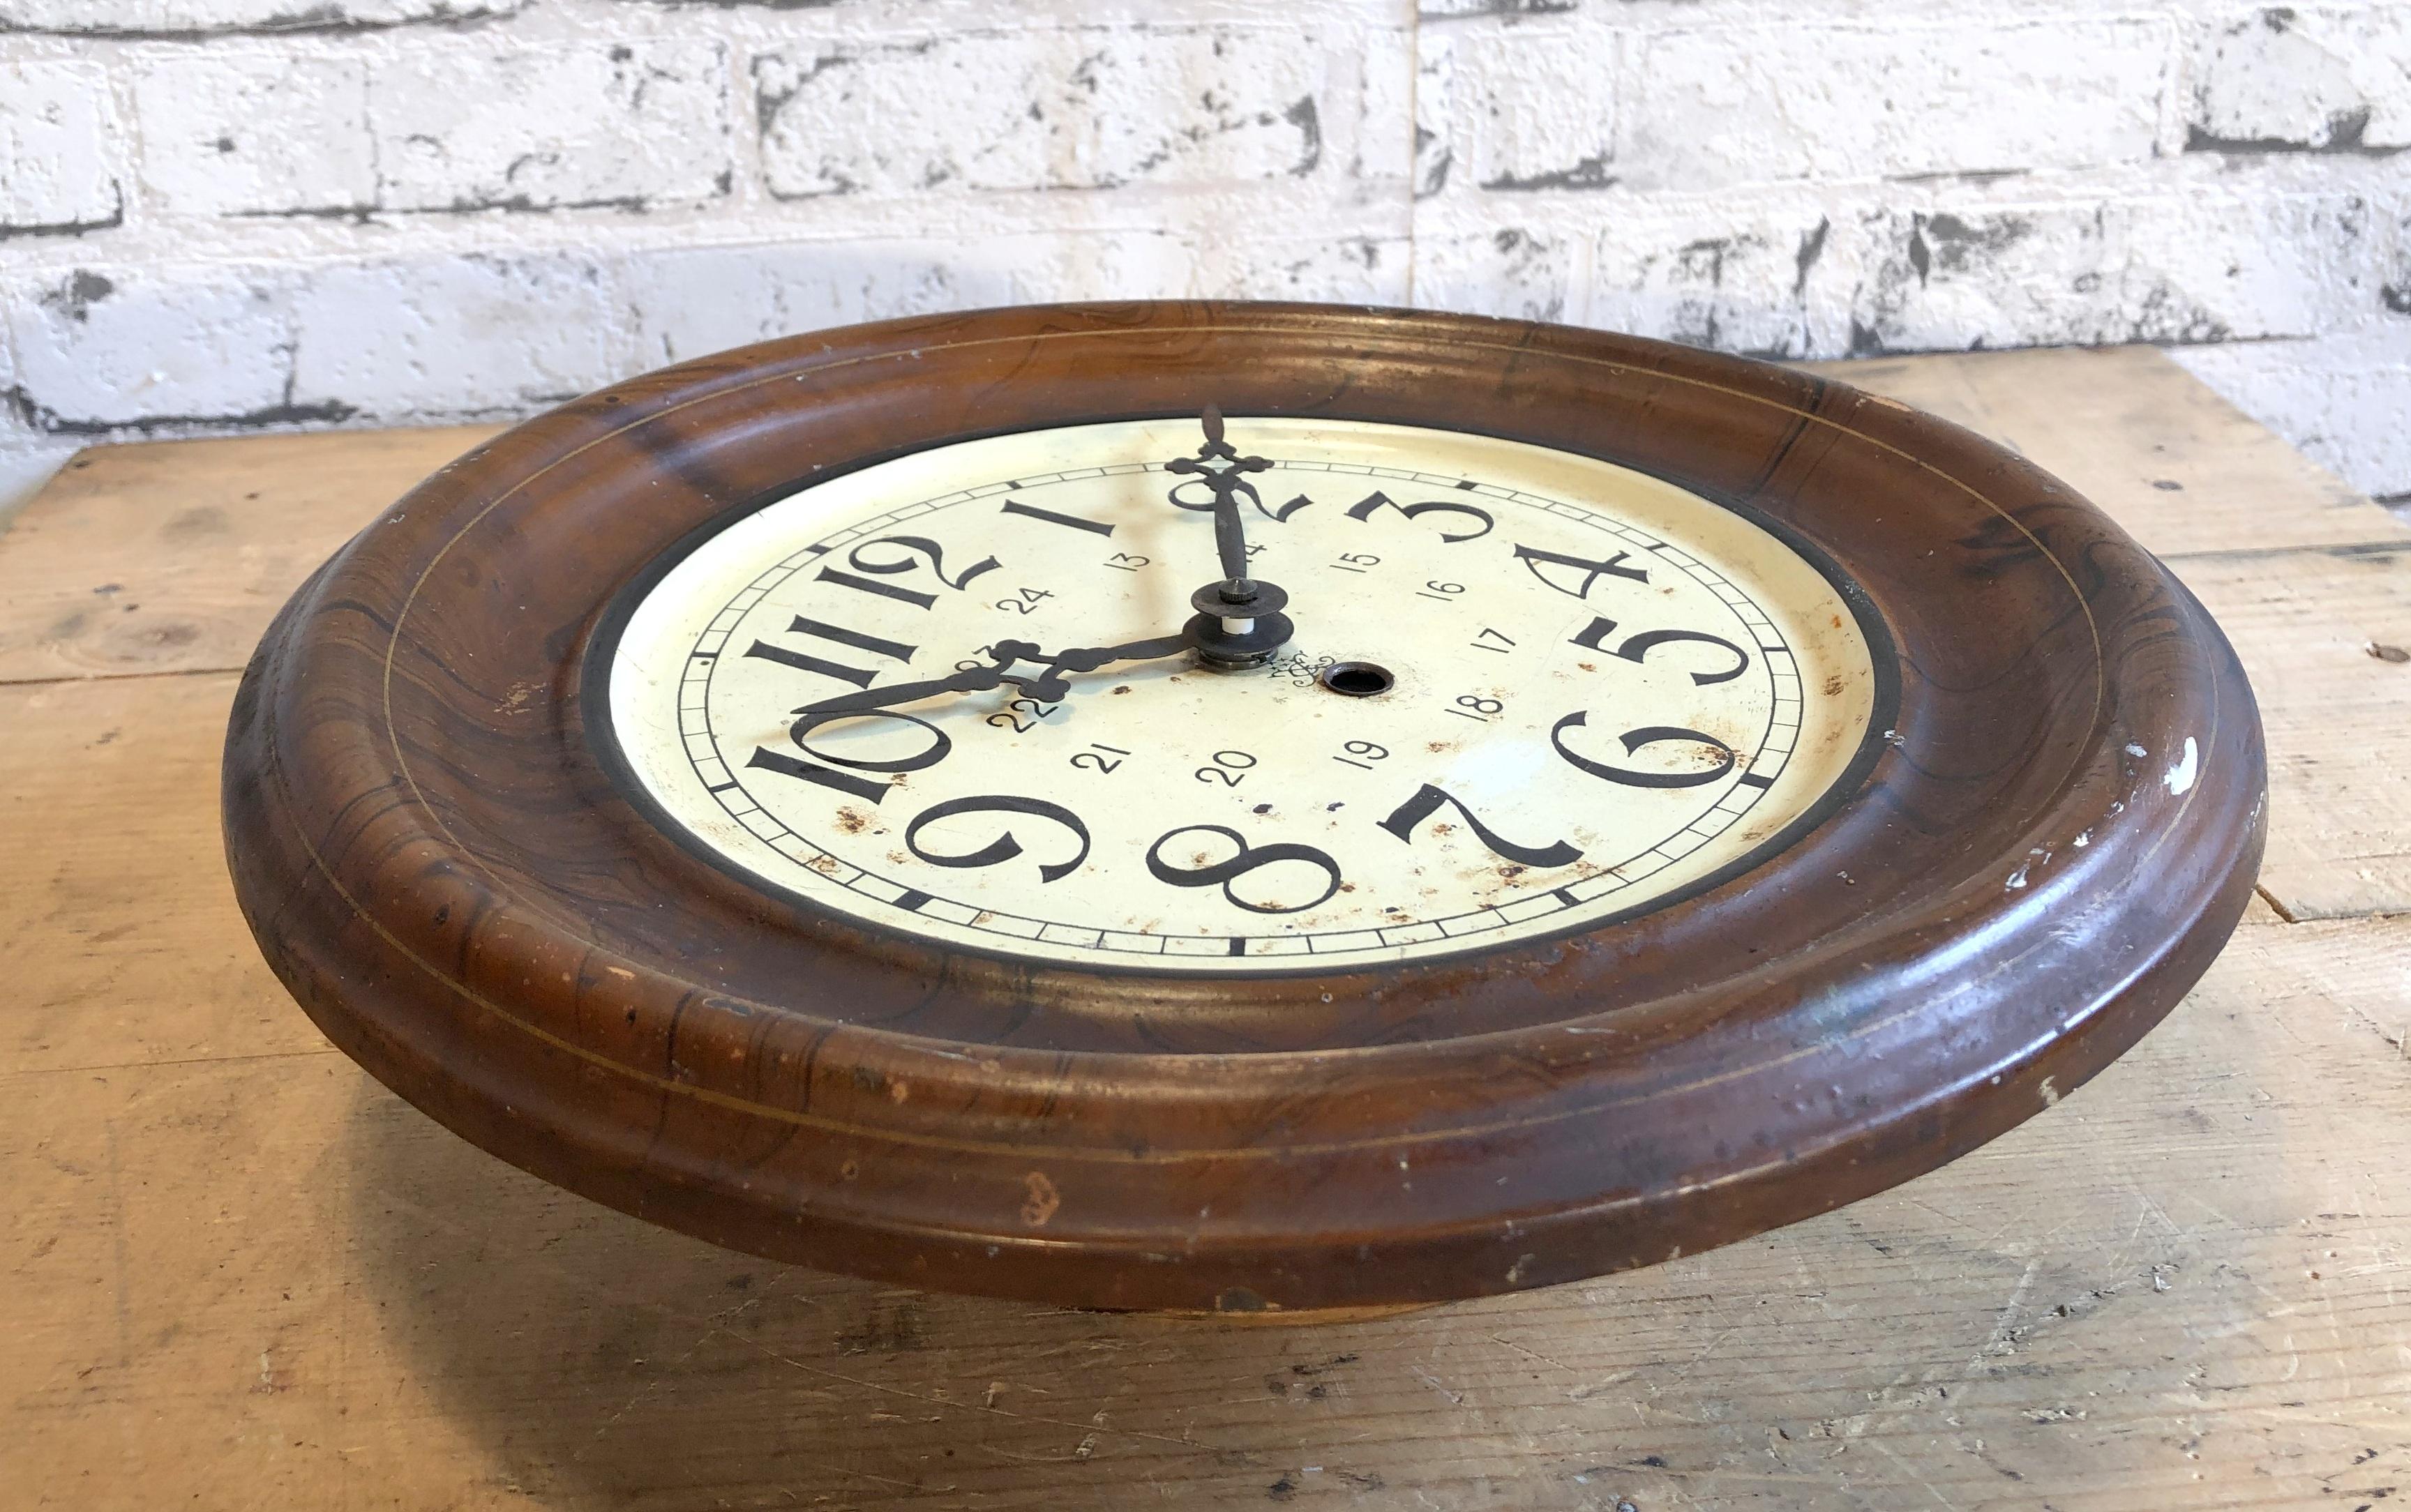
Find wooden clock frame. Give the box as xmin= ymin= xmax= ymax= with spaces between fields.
xmin=222 ymin=302 xmax=2264 ymax=1313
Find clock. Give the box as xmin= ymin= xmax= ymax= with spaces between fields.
xmin=223 ymin=303 xmax=2264 ymax=1314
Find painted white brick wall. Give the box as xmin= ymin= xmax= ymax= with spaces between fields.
xmin=2 ymin=59 xmax=123 ymax=231
xmin=753 ymin=30 xmax=1334 ymax=197
xmin=1614 ymin=20 xmax=2172 ymax=190
xmin=131 ymin=51 xmax=375 ymax=217
xmin=1 ymin=0 xmax=2405 ymax=520
xmin=2192 ymin=6 xmax=2411 ymax=149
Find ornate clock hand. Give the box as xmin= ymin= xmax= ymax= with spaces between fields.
xmin=1030 ymin=630 xmax=1196 ymax=691
xmin=1167 ymin=404 xmax=1272 ymax=585
xmin=790 ymin=661 xmax=1007 ymax=722
xmin=1165 ymin=406 xmax=1294 ymax=670
xmin=792 ymin=630 xmax=1194 ymax=727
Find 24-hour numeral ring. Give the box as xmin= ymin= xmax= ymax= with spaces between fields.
xmin=668 ymin=451 xmax=1812 ymax=964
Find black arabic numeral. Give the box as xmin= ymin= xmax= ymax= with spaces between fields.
xmin=1331 ymin=739 xmax=1388 ymax=771
xmin=1001 ymin=499 xmax=1115 ymax=536
xmin=1345 ymin=490 xmax=1495 ymax=542
xmin=1194 ymin=749 xmax=1256 ymax=787
xmin=1549 ymin=712 xmax=1737 ymax=789
xmin=1169 ymin=478 xmax=1312 ymax=522
xmin=744 ymin=747 xmax=889 ymax=803
xmin=903 ymin=794 xmax=1092 ymax=883
xmin=984 ymin=696 xmax=1060 ymax=735
xmin=1515 ymin=543 xmax=1650 ymax=600
xmin=844 ymin=534 xmax=1001 ymax=591
xmin=744 ymin=615 xmax=916 ymax=690
xmin=786 ymin=708 xmax=955 ymax=773
xmin=1146 ymin=824 xmax=1344 ymax=914
xmin=746 ymin=706 xmax=955 ymax=803
xmin=1568 ymin=616 xmax=1750 ymax=686
xmin=1377 ymin=783 xmax=1583 ymax=868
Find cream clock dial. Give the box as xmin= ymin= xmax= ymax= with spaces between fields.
xmin=598 ymin=415 xmax=1887 ymax=973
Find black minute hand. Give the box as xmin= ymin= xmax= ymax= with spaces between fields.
xmin=1164 ymin=406 xmax=1294 ymax=670
xmin=1166 ymin=403 xmax=1271 ymax=585
xmin=794 ymin=630 xmax=1194 ymax=722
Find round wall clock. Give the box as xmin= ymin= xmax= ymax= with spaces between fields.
xmin=223 ymin=303 xmax=2264 ymax=1314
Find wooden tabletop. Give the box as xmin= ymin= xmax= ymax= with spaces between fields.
xmin=4 ymin=346 xmax=2407 ymax=1510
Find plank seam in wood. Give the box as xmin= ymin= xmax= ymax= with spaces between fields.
xmin=2251 ymin=885 xmax=2300 ymax=924
xmin=2158 ymin=538 xmax=2411 ymax=564
xmin=0 ymin=663 xmax=255 ymax=690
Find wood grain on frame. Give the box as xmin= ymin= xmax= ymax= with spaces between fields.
xmin=216 ymin=304 xmax=2266 ymax=1311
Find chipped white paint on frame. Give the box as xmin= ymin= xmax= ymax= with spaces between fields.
xmin=2167 ymin=736 xmax=2201 ymax=797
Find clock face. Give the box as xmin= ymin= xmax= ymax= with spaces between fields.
xmin=597 ymin=416 xmax=1891 ymax=974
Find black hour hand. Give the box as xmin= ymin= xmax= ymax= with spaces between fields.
xmin=792 ymin=662 xmax=1008 ymax=725
xmin=1011 ymin=631 xmax=1194 ymax=700
xmin=793 ymin=630 xmax=1192 ymax=725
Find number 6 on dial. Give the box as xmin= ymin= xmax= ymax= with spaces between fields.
xmin=1550 ymin=712 xmax=1739 ymax=789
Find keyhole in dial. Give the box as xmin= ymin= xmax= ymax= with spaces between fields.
xmin=1318 ymin=661 xmax=1395 ymax=697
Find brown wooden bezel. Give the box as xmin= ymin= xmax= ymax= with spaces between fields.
xmin=223 ymin=302 xmax=2266 ymax=1313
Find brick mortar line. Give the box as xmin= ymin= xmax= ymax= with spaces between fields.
xmin=3 ymin=4 xmax=2408 ymax=491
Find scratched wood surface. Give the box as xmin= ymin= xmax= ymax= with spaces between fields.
xmin=3 ymin=347 xmax=2407 ymax=1510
